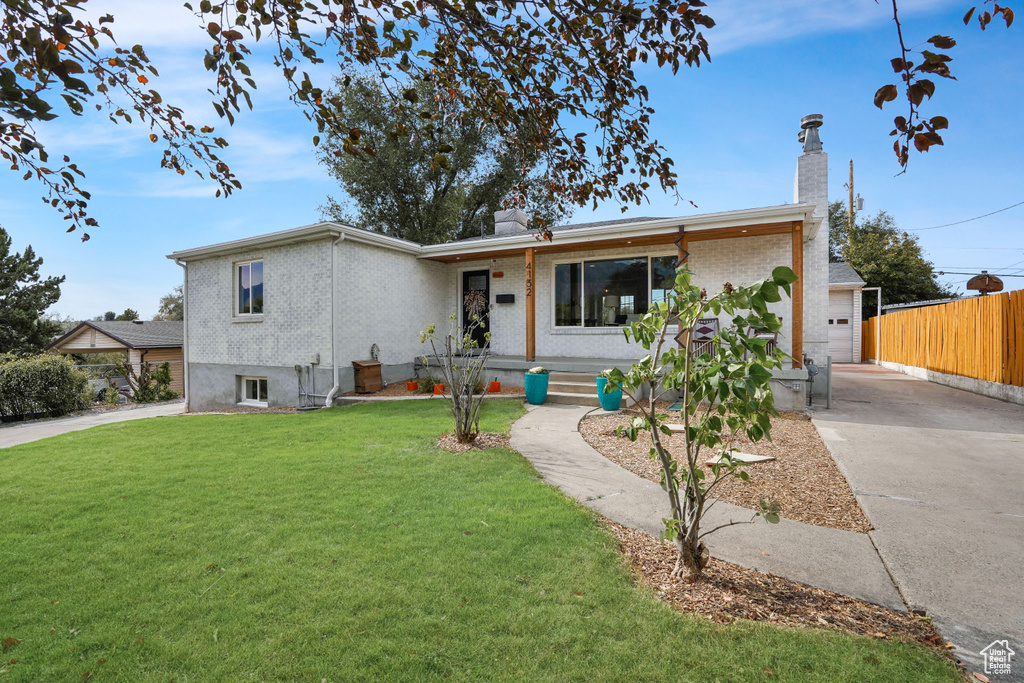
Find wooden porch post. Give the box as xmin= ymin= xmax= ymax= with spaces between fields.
xmin=791 ymin=221 xmax=804 ymax=369
xmin=525 ymin=247 xmax=535 ymax=361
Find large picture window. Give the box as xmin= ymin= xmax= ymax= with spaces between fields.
xmin=237 ymin=260 xmax=264 ymax=315
xmin=554 ymin=255 xmax=678 ymax=328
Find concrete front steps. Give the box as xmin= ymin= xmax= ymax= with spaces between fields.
xmin=546 ymin=372 xmax=622 ymax=409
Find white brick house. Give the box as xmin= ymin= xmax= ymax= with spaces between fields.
xmin=168 ymin=116 xmax=832 ymax=411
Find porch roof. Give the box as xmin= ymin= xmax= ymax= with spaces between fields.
xmin=418 ymin=203 xmax=819 ymax=263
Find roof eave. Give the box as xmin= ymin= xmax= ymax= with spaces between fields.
xmin=419 ymin=204 xmax=817 ymax=259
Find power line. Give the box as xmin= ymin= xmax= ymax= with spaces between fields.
xmin=937 ymin=271 xmax=1024 ymax=277
xmin=906 ymin=200 xmax=1024 ymax=232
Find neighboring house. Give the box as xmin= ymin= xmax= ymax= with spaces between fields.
xmin=168 ymin=115 xmax=832 ymax=411
xmin=46 ymin=321 xmax=185 ymax=395
xmin=828 ymin=262 xmax=866 ymax=363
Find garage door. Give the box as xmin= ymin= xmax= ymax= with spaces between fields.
xmin=828 ymin=290 xmax=855 ymax=362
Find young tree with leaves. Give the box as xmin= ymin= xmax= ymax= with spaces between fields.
xmin=607 ymin=265 xmax=795 ymax=582
xmin=829 ymin=200 xmax=951 ymax=312
xmin=0 ymin=226 xmax=64 ymax=353
xmin=1 ymin=1 xmax=1011 ymax=238
xmin=318 ymin=77 xmax=567 ymax=243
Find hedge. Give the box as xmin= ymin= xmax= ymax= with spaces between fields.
xmin=0 ymin=353 xmax=90 ymax=422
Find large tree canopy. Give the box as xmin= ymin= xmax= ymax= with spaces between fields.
xmin=0 ymin=225 xmax=64 ymax=353
xmin=153 ymin=285 xmax=183 ymax=321
xmin=829 ymin=200 xmax=952 ymax=314
xmin=1 ymin=0 xmax=1012 ymax=238
xmin=318 ymin=77 xmax=568 ymax=244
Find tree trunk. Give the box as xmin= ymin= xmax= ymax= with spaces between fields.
xmin=674 ymin=536 xmax=709 ymax=582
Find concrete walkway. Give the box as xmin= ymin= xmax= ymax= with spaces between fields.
xmin=0 ymin=401 xmax=185 ymax=449
xmin=510 ymin=403 xmax=904 ymax=610
xmin=815 ymin=364 xmax=1024 ymax=680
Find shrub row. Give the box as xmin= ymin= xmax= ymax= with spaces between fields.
xmin=0 ymin=354 xmax=90 ymax=422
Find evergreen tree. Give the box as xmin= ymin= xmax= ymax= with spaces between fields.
xmin=0 ymin=226 xmax=65 ymax=353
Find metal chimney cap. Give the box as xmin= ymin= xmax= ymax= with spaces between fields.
xmin=800 ymin=114 xmax=824 ymax=130
xmin=797 ymin=130 xmax=806 ymax=143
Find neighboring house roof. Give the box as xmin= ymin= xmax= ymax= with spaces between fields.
xmin=828 ymin=262 xmax=866 ymax=287
xmin=167 ymin=204 xmax=822 ymax=263
xmin=47 ymin=321 xmax=183 ymax=351
xmin=882 ymin=296 xmax=970 ymax=312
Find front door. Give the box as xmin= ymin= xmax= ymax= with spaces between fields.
xmin=462 ymin=269 xmax=490 ymax=350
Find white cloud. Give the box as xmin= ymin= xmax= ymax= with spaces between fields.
xmin=703 ymin=0 xmax=961 ymax=54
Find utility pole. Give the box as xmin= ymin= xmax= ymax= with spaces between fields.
xmin=848 ymin=159 xmax=854 ymax=231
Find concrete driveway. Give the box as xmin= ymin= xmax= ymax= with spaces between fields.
xmin=815 ymin=365 xmax=1023 ymax=680
xmin=0 ymin=401 xmax=185 ymax=449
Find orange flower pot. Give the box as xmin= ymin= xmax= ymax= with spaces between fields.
xmin=433 ymin=384 xmax=445 ymax=394
xmin=489 ymin=381 xmax=501 ymax=393
xmin=407 ymin=381 xmax=418 ymax=391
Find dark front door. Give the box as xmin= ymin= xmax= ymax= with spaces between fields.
xmin=462 ymin=269 xmax=490 ymax=349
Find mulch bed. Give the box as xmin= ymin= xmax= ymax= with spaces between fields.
xmin=345 ymin=380 xmax=523 ymax=398
xmin=605 ymin=520 xmax=954 ymax=654
xmin=579 ymin=403 xmax=871 ymax=533
xmin=189 ymin=407 xmax=298 ymax=415
xmin=437 ymin=432 xmax=511 ymax=452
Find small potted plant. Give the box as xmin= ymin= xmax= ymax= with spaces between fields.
xmin=596 ymin=368 xmax=622 ymax=411
xmin=524 ymin=366 xmax=549 ymax=405
xmin=488 ymin=377 xmax=501 ymax=393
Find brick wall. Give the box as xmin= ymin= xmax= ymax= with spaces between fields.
xmin=688 ymin=234 xmax=794 ymax=357
xmin=336 ymin=240 xmax=449 ymax=366
xmin=186 ymin=239 xmax=333 ymax=368
xmin=795 ymin=151 xmax=830 ymax=367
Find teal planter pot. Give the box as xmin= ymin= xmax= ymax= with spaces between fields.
xmin=595 ymin=377 xmax=622 ymax=411
xmin=524 ymin=373 xmax=549 ymax=405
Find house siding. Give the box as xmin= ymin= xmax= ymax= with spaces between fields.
xmin=335 ymin=240 xmax=450 ymax=388
xmin=185 ymin=239 xmax=335 ymax=409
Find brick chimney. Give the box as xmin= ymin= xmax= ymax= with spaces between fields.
xmin=493 ymin=209 xmax=530 ymax=236
xmin=793 ymin=114 xmax=829 ymax=378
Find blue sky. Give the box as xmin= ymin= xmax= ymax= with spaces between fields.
xmin=2 ymin=0 xmax=1021 ymax=320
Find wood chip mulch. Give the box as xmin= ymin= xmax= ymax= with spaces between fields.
xmin=579 ymin=404 xmax=871 ymax=533
xmin=344 ymin=380 xmax=524 ymax=398
xmin=437 ymin=432 xmax=511 ymax=453
xmin=605 ymin=520 xmax=953 ymax=655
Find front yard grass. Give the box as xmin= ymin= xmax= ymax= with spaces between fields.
xmin=0 ymin=400 xmax=957 ymax=681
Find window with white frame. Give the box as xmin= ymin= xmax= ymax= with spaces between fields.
xmin=236 ymin=260 xmax=264 ymax=315
xmin=554 ymin=255 xmax=677 ymax=327
xmin=239 ymin=377 xmax=268 ymax=406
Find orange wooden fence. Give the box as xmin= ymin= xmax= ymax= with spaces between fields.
xmin=862 ymin=290 xmax=1024 ymax=387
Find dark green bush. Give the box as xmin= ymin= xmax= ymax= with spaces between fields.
xmin=0 ymin=353 xmax=90 ymax=421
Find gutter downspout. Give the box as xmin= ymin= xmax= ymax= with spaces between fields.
xmin=324 ymin=232 xmax=345 ymax=407
xmin=173 ymin=258 xmax=190 ymax=411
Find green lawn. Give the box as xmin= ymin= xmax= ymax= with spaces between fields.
xmin=0 ymin=400 xmax=956 ymax=682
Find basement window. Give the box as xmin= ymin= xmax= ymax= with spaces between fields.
xmin=239 ymin=377 xmax=268 ymax=407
